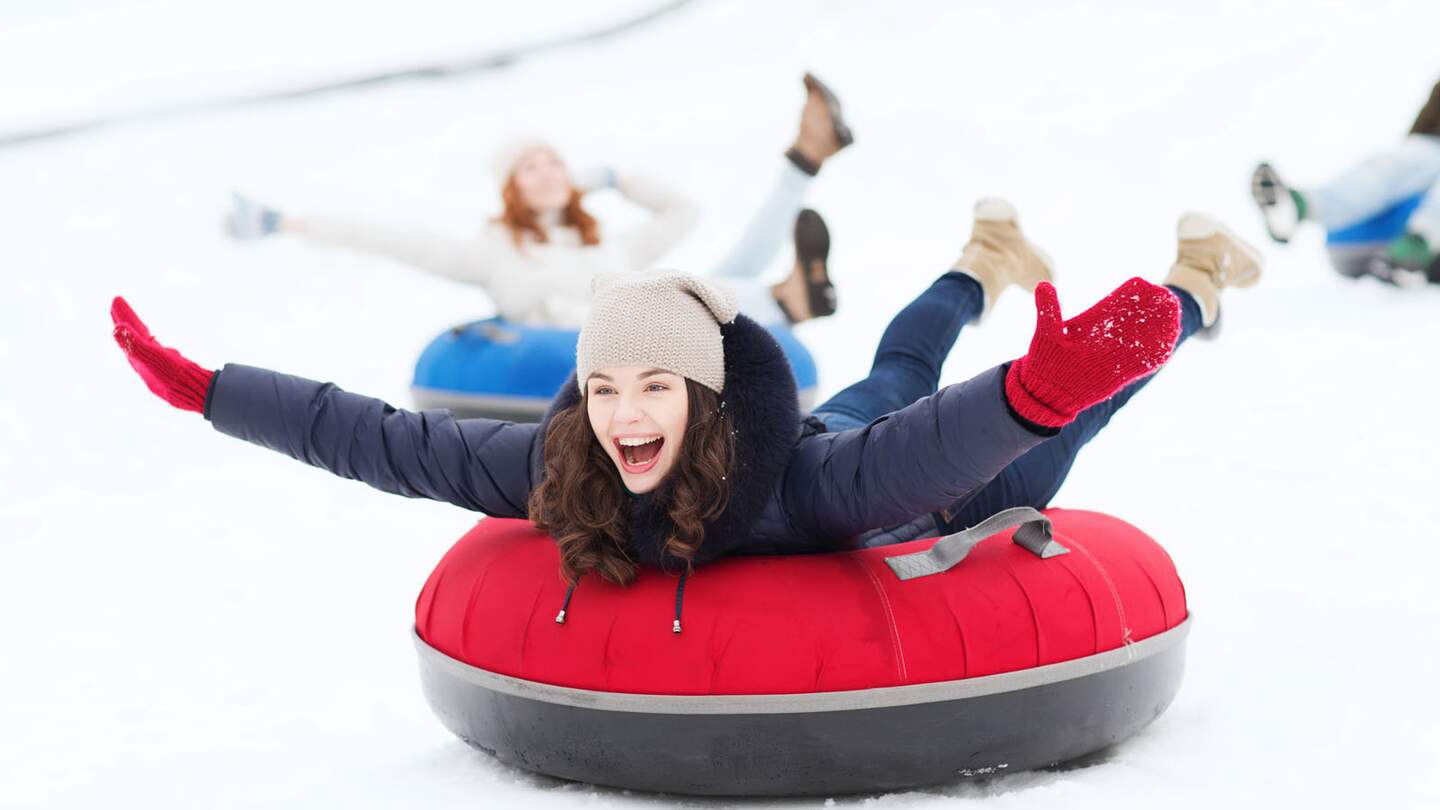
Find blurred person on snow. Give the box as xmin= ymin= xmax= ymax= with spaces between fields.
xmin=225 ymin=74 xmax=853 ymax=328
xmin=1252 ymin=77 xmax=1440 ymax=285
xmin=114 ymin=199 xmax=1260 ymax=614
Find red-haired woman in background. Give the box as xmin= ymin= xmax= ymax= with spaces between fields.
xmin=226 ymin=74 xmax=853 ymax=328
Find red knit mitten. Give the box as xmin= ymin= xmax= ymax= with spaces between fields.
xmin=111 ymin=297 xmax=214 ymax=413
xmin=1005 ymin=279 xmax=1181 ymax=428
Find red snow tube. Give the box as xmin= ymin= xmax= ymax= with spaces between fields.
xmin=412 ymin=508 xmax=1190 ymax=796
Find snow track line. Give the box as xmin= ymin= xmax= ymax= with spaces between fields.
xmin=0 ymin=0 xmax=699 ymax=150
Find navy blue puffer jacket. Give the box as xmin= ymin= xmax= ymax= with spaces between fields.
xmin=205 ymin=314 xmax=1045 ymax=566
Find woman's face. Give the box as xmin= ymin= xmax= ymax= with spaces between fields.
xmin=586 ymin=366 xmax=690 ymax=494
xmin=511 ymin=148 xmax=574 ymax=214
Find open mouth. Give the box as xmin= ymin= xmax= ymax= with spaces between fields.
xmin=614 ymin=435 xmax=664 ymax=474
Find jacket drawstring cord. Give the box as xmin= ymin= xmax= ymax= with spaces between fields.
xmin=673 ymin=569 xmax=688 ymax=634
xmin=555 ymin=579 xmax=579 ymax=625
xmin=556 ymin=572 xmax=688 ymax=633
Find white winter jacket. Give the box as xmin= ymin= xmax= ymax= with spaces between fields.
xmin=296 ymin=173 xmax=700 ymax=328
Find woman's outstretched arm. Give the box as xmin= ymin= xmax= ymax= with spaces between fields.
xmin=285 ymin=214 xmax=496 ymax=287
xmin=111 ymin=298 xmax=538 ymax=518
xmin=787 ymin=279 xmax=1182 ymax=540
xmin=226 ymin=193 xmax=495 ymax=286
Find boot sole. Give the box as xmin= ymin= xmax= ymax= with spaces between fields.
xmin=794 ymin=209 xmax=836 ymax=318
xmin=1250 ymin=163 xmax=1292 ymax=244
xmin=1177 ymin=212 xmax=1263 ymax=288
xmin=802 ymin=72 xmax=854 ymax=149
xmin=1250 ymin=163 xmax=1280 ymax=206
xmin=794 ymin=208 xmax=830 ymax=261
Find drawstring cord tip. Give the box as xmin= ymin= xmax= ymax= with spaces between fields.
xmin=672 ymin=619 xmax=682 ymax=634
xmin=555 ymin=580 xmax=578 ymax=626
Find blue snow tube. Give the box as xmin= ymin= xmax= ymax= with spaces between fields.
xmin=412 ymin=318 xmax=819 ymax=421
xmin=1325 ymin=192 xmax=1425 ymax=278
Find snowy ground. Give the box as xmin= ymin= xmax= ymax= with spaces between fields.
xmin=3 ymin=1 xmax=1440 ymax=807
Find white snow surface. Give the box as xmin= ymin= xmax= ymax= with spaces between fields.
xmin=3 ymin=1 xmax=1440 ymax=807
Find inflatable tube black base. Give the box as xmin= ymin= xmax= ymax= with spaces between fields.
xmin=413 ymin=619 xmax=1189 ymax=797
xmin=1328 ymin=244 xmax=1439 ymax=286
xmin=1328 ymin=244 xmax=1381 ymax=280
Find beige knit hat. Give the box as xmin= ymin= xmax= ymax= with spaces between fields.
xmin=490 ymin=136 xmax=557 ymax=184
xmin=576 ymin=272 xmax=739 ymax=394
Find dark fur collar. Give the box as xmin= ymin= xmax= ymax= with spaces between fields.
xmin=535 ymin=314 xmax=801 ymax=567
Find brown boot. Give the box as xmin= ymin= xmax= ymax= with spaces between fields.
xmin=785 ymin=73 xmax=853 ymax=176
xmin=1163 ymin=213 xmax=1263 ymax=333
xmin=953 ymin=198 xmax=1054 ymax=316
xmin=772 ymin=209 xmax=836 ymax=323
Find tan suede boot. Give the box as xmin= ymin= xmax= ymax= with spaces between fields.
xmin=1164 ymin=213 xmax=1263 ymax=330
xmin=953 ymin=198 xmax=1054 ymax=316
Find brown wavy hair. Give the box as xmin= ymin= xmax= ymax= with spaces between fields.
xmin=495 ymin=175 xmax=601 ymax=248
xmin=527 ymin=380 xmax=737 ymax=585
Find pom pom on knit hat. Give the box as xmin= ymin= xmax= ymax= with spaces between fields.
xmin=576 ymin=272 xmax=739 ymax=394
xmin=490 ymin=136 xmax=558 ymax=184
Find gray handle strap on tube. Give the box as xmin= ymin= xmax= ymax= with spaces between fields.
xmin=884 ymin=507 xmax=1068 ymax=581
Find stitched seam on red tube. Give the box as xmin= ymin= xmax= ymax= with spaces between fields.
xmin=853 ymin=556 xmax=909 ymax=682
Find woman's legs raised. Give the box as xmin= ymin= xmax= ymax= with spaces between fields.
xmin=709 ymin=162 xmax=823 ymax=326
xmin=810 ymin=272 xmax=985 ymax=432
xmin=714 ymin=74 xmax=855 ymax=323
xmin=811 ymin=199 xmax=1053 ymax=432
xmin=710 ymin=72 xmax=854 ymax=282
xmin=930 ymin=215 xmax=1260 ymax=536
xmin=710 ymin=161 xmax=813 ymax=280
xmin=1306 ymin=135 xmax=1440 ymax=231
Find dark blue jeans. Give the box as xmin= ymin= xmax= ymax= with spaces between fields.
xmin=811 ymin=271 xmax=986 ymax=431
xmin=810 ymin=273 xmax=1204 ymax=544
